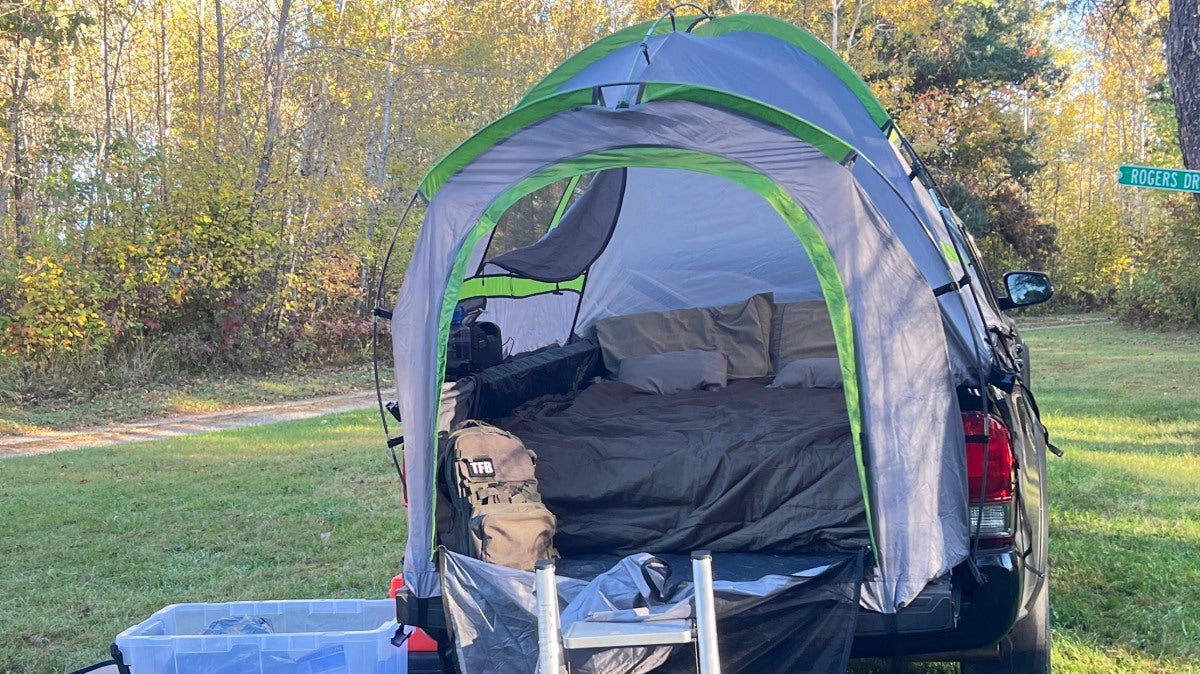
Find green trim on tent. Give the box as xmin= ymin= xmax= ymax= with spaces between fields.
xmin=459 ymin=274 xmax=586 ymax=300
xmin=550 ymin=174 xmax=582 ymax=228
xmin=641 ymin=83 xmax=855 ymax=163
xmin=420 ymin=86 xmax=859 ymax=201
xmin=418 ymin=88 xmax=596 ymax=199
xmin=516 ymin=15 xmax=710 ymax=108
xmin=514 ymin=13 xmax=891 ymax=130
xmin=431 ymin=147 xmax=880 ymax=565
xmin=940 ymin=240 xmax=972 ymax=270
xmin=691 ymin=14 xmax=891 ymax=128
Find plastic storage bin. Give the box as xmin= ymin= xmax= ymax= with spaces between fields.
xmin=114 ymin=599 xmax=407 ymax=674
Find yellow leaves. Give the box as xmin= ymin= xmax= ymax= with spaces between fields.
xmin=6 ymin=250 xmax=114 ymax=359
xmin=876 ymin=0 xmax=939 ymax=36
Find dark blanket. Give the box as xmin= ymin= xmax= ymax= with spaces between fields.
xmin=495 ymin=378 xmax=869 ymax=555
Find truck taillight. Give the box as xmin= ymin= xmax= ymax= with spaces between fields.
xmin=963 ymin=412 xmax=1015 ymax=546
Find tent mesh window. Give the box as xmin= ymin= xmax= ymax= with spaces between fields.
xmin=482 ymin=174 xmax=595 ymax=265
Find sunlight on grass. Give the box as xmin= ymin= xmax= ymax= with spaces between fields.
xmin=2 ymin=365 xmax=386 ymax=434
xmin=1057 ymin=509 xmax=1200 ymax=544
xmin=1047 ymin=415 xmax=1200 ymax=452
xmin=0 ymin=418 xmax=50 ymax=436
xmin=1052 ymin=633 xmax=1200 ymax=674
xmin=1025 ymin=323 xmax=1200 ymax=672
xmin=254 ymin=379 xmax=310 ymax=394
xmin=167 ymin=395 xmax=226 ymax=413
xmin=1067 ymin=449 xmax=1200 ymax=489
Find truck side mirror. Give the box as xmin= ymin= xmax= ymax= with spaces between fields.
xmin=998 ymin=271 xmax=1054 ymax=310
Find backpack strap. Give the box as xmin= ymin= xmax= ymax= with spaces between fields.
xmin=472 ymin=483 xmax=540 ymax=505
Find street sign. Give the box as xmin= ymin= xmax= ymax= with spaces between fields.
xmin=1117 ymin=164 xmax=1200 ymax=193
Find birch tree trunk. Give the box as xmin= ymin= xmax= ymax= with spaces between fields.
xmin=255 ymin=0 xmax=292 ymax=196
xmin=98 ymin=0 xmax=115 ymax=228
xmin=215 ymin=0 xmax=226 ymax=160
xmin=196 ymin=0 xmax=205 ymax=133
xmin=157 ymin=0 xmax=171 ymax=202
xmin=361 ymin=39 xmax=397 ymax=301
xmin=7 ymin=53 xmax=33 ymax=253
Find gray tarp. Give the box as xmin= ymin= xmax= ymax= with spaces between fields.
xmin=441 ymin=550 xmax=863 ymax=674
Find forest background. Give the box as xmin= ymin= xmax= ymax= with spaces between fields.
xmin=1 ymin=0 xmax=1196 ymax=400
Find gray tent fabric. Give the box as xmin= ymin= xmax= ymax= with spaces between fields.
xmin=549 ymin=29 xmax=998 ymax=377
xmin=575 ymin=169 xmax=826 ymax=327
xmin=392 ymin=99 xmax=968 ymax=612
xmin=488 ymin=168 xmax=627 ymax=282
xmin=440 ymin=550 xmax=863 ymax=674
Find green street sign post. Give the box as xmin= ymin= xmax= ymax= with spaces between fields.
xmin=1117 ymin=164 xmax=1200 ymax=193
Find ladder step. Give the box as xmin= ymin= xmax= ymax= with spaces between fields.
xmin=562 ymin=619 xmax=694 ymax=650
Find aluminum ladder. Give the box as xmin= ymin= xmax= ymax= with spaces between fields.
xmin=535 ymin=550 xmax=722 ymax=674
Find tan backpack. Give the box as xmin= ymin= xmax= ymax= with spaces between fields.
xmin=440 ymin=420 xmax=558 ymax=570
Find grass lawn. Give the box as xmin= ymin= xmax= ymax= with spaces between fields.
xmin=2 ymin=322 xmax=1198 ymax=673
xmin=0 ymin=408 xmax=404 ymax=673
xmin=1029 ymin=323 xmax=1200 ymax=673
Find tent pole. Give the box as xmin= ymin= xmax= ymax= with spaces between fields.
xmin=619 ymin=4 xmax=714 ymax=106
xmin=372 ymin=191 xmax=422 ymax=484
xmin=535 ymin=560 xmax=566 ymax=674
xmin=692 ymin=551 xmax=723 ymax=674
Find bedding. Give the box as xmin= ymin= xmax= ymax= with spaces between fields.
xmin=616 ymin=348 xmax=728 ymax=394
xmin=494 ymin=377 xmax=868 ymax=555
xmin=769 ymin=357 xmax=844 ymax=389
xmin=770 ymin=300 xmax=838 ymax=369
xmin=593 ymin=293 xmax=774 ymax=378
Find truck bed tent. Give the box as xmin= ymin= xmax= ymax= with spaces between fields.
xmin=382 ymin=12 xmax=999 ymax=639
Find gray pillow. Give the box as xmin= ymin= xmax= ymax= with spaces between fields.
xmin=595 ymin=293 xmax=774 ymax=379
xmin=617 ymin=349 xmax=728 ymax=394
xmin=767 ymin=358 xmax=843 ymax=389
xmin=769 ymin=301 xmax=838 ymax=371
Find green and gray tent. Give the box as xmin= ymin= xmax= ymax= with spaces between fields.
xmin=388 ymin=13 xmax=1001 ymax=619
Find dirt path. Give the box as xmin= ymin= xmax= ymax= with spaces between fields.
xmin=0 ymin=391 xmax=380 ymax=459
xmin=1018 ymin=316 xmax=1114 ymax=331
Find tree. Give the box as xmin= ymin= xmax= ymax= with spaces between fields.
xmin=871 ymin=0 xmax=1063 ymax=270
xmin=0 ymin=2 xmax=90 ymax=253
xmin=1168 ymin=0 xmax=1200 ymax=210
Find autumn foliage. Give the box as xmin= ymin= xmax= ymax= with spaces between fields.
xmin=0 ymin=0 xmax=1195 ymax=397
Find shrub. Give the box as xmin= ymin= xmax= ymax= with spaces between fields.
xmin=2 ymin=252 xmax=113 ymax=363
xmin=1117 ymin=201 xmax=1200 ymax=327
xmin=1051 ymin=205 xmax=1133 ymax=310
